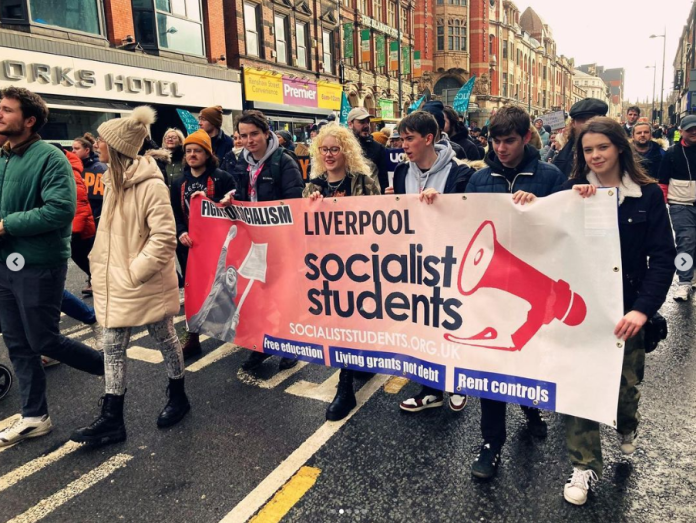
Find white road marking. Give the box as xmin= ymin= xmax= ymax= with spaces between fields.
xmin=285 ymin=371 xmax=340 ymax=403
xmin=126 ymin=347 xmax=163 ymax=364
xmin=0 ymin=441 xmax=82 ymax=493
xmin=219 ymin=375 xmax=388 ymax=523
xmin=237 ymin=361 xmax=308 ymax=389
xmin=186 ymin=343 xmax=239 ymax=373
xmin=7 ymin=453 xmax=133 ymax=523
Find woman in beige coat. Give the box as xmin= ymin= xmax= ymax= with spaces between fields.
xmin=71 ymin=106 xmax=190 ymax=447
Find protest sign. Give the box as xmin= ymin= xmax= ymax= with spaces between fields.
xmin=186 ymin=191 xmax=625 ymax=425
xmin=540 ymin=110 xmax=566 ymax=130
xmin=385 ymin=148 xmax=405 ymax=187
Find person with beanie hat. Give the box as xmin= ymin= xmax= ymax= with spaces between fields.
xmin=71 ymin=106 xmax=191 ymax=448
xmin=199 ymin=105 xmax=233 ymax=161
xmin=372 ymin=131 xmax=389 ymax=146
xmin=171 ymin=129 xmax=236 ymax=359
xmin=0 ymin=87 xmax=105 ymax=449
xmin=421 ymin=101 xmax=469 ymax=160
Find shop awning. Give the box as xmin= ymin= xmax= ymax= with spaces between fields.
xmin=41 ymin=95 xmax=133 ymax=114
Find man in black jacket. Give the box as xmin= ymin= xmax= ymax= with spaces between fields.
xmin=632 ymin=122 xmax=664 ymax=179
xmin=199 ymin=105 xmax=233 ymax=161
xmin=553 ymin=98 xmax=608 ymax=177
xmin=230 ymin=110 xmax=304 ymax=370
xmin=623 ymin=106 xmax=641 ymax=137
xmin=348 ymin=107 xmax=388 ymax=192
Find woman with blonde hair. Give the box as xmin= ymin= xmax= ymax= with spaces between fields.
xmin=305 ymin=124 xmax=381 ymax=198
xmin=71 ymin=106 xmax=190 ymax=447
xmin=162 ymin=128 xmax=186 ymax=187
xmin=304 ymin=125 xmax=380 ymax=421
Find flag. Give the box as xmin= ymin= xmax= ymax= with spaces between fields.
xmin=408 ymin=94 xmax=426 ymax=113
xmin=453 ymin=76 xmax=477 ymax=114
xmin=340 ymin=92 xmax=351 ymax=126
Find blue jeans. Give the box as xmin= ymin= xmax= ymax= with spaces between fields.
xmin=669 ymin=205 xmax=696 ymax=284
xmin=61 ymin=290 xmax=96 ymax=324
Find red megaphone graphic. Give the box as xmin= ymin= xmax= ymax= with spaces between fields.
xmin=444 ymin=221 xmax=587 ymax=351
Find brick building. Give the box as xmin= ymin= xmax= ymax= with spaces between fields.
xmin=414 ymin=0 xmax=575 ymax=123
xmin=0 ymin=0 xmax=243 ymax=143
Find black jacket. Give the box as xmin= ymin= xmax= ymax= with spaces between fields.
xmin=658 ymin=141 xmax=696 ymax=185
xmin=393 ymin=160 xmax=475 ymax=195
xmin=360 ymin=137 xmax=388 ymax=193
xmin=171 ymin=166 xmax=236 ymax=237
xmin=560 ymin=179 xmax=675 ymax=317
xmin=552 ymin=141 xmax=574 ymax=178
xmin=211 ymin=130 xmax=234 ymax=162
xmin=636 ymin=141 xmax=664 ymax=180
xmin=233 ymin=149 xmax=304 ymax=202
xmin=449 ymin=132 xmax=481 ymax=160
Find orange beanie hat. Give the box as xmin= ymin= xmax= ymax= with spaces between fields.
xmin=184 ymin=129 xmax=214 ymax=157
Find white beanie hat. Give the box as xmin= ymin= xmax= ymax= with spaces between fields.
xmin=97 ymin=106 xmax=156 ymax=159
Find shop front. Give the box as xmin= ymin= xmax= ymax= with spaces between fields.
xmin=0 ymin=46 xmax=243 ymax=145
xmin=242 ymin=68 xmax=342 ymax=143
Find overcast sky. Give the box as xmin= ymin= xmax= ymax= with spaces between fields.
xmin=513 ymin=0 xmax=692 ymax=103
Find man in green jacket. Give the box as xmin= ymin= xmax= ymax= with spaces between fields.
xmin=0 ymin=87 xmax=104 ymax=448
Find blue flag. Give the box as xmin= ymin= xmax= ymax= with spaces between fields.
xmin=408 ymin=94 xmax=426 ymax=114
xmin=340 ymin=92 xmax=351 ymax=127
xmin=176 ymin=108 xmax=199 ymax=136
xmin=453 ymin=76 xmax=477 ymax=114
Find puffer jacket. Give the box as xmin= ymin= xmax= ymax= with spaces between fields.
xmin=89 ymin=152 xmax=180 ymax=328
xmin=65 ymin=150 xmax=96 ymax=239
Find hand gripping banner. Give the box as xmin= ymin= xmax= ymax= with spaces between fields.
xmin=186 ymin=191 xmax=625 ymax=425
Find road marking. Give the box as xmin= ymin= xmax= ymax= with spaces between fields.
xmin=60 ymin=324 xmax=91 ymax=337
xmin=220 ymin=375 xmax=388 ymax=523
xmin=7 ymin=453 xmax=133 ymax=523
xmin=249 ymin=466 xmax=321 ymax=523
xmin=187 ymin=343 xmax=240 ymax=373
xmin=384 ymin=376 xmax=409 ymax=394
xmin=285 ymin=371 xmax=340 ymax=403
xmin=127 ymin=346 xmax=164 ymax=364
xmin=237 ymin=361 xmax=308 ymax=389
xmin=0 ymin=441 xmax=82 ymax=493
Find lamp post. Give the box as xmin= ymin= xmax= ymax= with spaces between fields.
xmin=650 ymin=28 xmax=666 ymax=125
xmin=646 ymin=63 xmax=656 ymax=123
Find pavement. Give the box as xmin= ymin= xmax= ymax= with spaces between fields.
xmin=0 ymin=262 xmax=694 ymax=523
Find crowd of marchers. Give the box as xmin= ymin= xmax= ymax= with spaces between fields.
xmin=1 ymin=84 xmax=692 ymax=507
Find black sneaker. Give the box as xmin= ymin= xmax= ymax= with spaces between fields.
xmin=471 ymin=442 xmax=502 ymax=480
xmin=524 ymin=408 xmax=548 ymax=438
xmin=241 ymin=351 xmax=271 ymax=371
xmin=278 ymin=357 xmax=299 ymax=370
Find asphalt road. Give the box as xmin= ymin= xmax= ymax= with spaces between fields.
xmin=0 ymin=262 xmax=694 ymax=523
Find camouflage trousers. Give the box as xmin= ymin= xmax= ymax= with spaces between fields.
xmin=565 ymin=330 xmax=645 ymax=479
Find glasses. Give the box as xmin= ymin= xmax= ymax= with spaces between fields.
xmin=95 ymin=137 xmax=102 ymax=144
xmin=319 ymin=146 xmax=342 ymax=156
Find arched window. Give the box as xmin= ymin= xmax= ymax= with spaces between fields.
xmin=433 ymin=76 xmax=463 ymax=95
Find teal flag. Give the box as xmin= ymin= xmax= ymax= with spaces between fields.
xmin=340 ymin=92 xmax=351 ymax=127
xmin=453 ymin=76 xmax=476 ymax=114
xmin=408 ymin=94 xmax=425 ymax=114
xmin=176 ymin=108 xmax=199 ymax=136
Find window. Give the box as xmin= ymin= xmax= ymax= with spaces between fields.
xmin=322 ymin=29 xmax=334 ymax=74
xmin=360 ymin=0 xmax=368 ymax=15
xmin=489 ymin=34 xmax=494 ymax=56
xmin=448 ymin=20 xmax=465 ymax=52
xmin=447 ymin=0 xmax=466 ymax=5
xmin=274 ymin=14 xmax=288 ymax=64
xmin=388 ymin=1 xmax=396 ymax=27
xmin=28 ymin=0 xmax=102 ymax=35
xmin=502 ymin=73 xmax=508 ymax=97
xmin=502 ymin=39 xmax=508 ymax=59
xmin=296 ymin=21 xmax=308 ymax=69
xmin=400 ymin=8 xmax=407 ymax=33
xmin=437 ymin=19 xmax=444 ymax=51
xmin=244 ymin=2 xmax=260 ymax=57
xmin=373 ymin=0 xmax=382 ymax=20
xmin=437 ymin=0 xmax=443 ymax=4
xmin=136 ymin=0 xmax=204 ymax=55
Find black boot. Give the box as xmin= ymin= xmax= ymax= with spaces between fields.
xmin=241 ymin=351 xmax=271 ymax=371
xmin=181 ymin=332 xmax=202 ymax=360
xmin=326 ymin=370 xmax=356 ymax=421
xmin=70 ymin=394 xmax=126 ymax=446
xmin=157 ymin=377 xmax=191 ymax=428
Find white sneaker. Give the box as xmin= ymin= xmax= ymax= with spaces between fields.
xmin=620 ymin=430 xmax=638 ymax=455
xmin=0 ymin=415 xmax=53 ymax=448
xmin=674 ymin=285 xmax=691 ymax=302
xmin=563 ymin=468 xmax=598 ymax=506
xmin=448 ymin=394 xmax=468 ymax=412
xmin=399 ymin=389 xmax=444 ymax=412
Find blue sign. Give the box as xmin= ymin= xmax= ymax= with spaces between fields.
xmin=176 ymin=108 xmax=199 ymax=136
xmin=340 ymin=92 xmax=351 ymax=127
xmin=453 ymin=76 xmax=477 ymax=114
xmin=262 ymin=334 xmax=325 ymax=365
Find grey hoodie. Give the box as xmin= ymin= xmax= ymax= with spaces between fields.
xmin=242 ymin=132 xmax=280 ymax=202
xmin=405 ymin=141 xmax=456 ymax=195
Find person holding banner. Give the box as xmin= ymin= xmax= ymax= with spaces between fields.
xmin=171 ymin=129 xmax=236 ymax=359
xmin=230 ymin=110 xmax=304 ymax=371
xmin=302 ymin=125 xmax=381 ymax=421
xmin=556 ymin=117 xmax=675 ymax=505
xmin=386 ymin=111 xmax=474 ymax=414
xmin=465 ymin=105 xmax=566 ymax=481
xmin=71 ymin=106 xmax=190 ymax=447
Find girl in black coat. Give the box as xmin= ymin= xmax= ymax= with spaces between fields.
xmin=556 ymin=117 xmax=675 ymax=505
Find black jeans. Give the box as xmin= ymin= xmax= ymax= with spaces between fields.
xmin=0 ymin=263 xmax=104 ymax=417
xmin=70 ymin=234 xmax=94 ymax=280
xmin=480 ymin=398 xmax=537 ymax=447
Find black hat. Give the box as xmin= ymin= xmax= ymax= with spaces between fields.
xmin=680 ymin=115 xmax=696 ymax=131
xmin=569 ymin=98 xmax=608 ymax=120
xmin=422 ymin=101 xmax=445 ymax=131
xmin=276 ymin=130 xmax=293 ymax=144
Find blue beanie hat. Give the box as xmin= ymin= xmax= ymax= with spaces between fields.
xmin=422 ymin=101 xmax=445 ymax=131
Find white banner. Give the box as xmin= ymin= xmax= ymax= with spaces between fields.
xmin=540 ymin=110 xmax=566 ymax=130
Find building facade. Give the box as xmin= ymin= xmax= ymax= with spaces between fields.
xmin=0 ymin=0 xmax=243 ymax=143
xmin=672 ymin=1 xmax=696 ymax=123
xmin=414 ymin=0 xmax=575 ymax=123
xmin=572 ymin=70 xmax=610 ymax=108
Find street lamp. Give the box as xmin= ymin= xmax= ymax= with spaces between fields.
xmin=646 ymin=64 xmax=656 ymax=123
xmin=650 ymin=28 xmax=666 ymax=125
